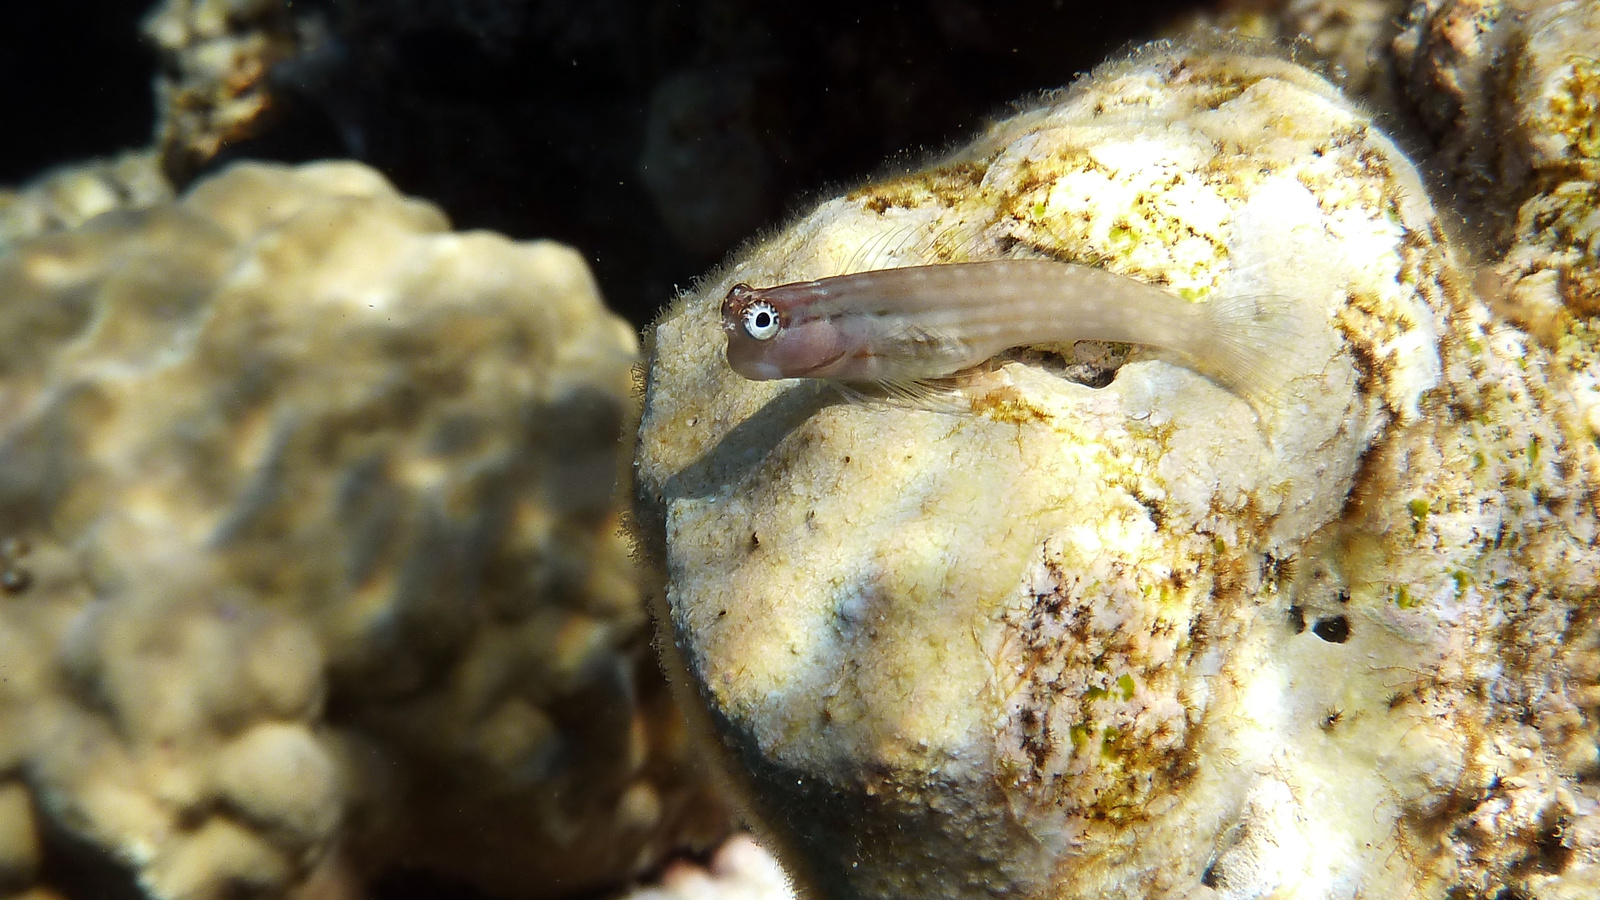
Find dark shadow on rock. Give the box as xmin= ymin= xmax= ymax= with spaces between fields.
xmin=661 ymin=380 xmax=842 ymax=504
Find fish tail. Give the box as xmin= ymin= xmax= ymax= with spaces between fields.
xmin=1190 ymin=292 xmax=1321 ymax=412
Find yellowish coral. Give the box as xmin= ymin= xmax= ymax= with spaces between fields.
xmin=0 ymin=160 xmax=726 ymax=900
xmin=0 ymin=151 xmax=173 ymax=254
xmin=1394 ymin=0 xmax=1600 ymax=335
xmin=142 ymin=0 xmax=300 ymax=182
xmin=0 ymin=780 xmax=40 ymax=892
xmin=1191 ymin=0 xmax=1410 ymax=100
xmin=637 ymin=39 xmax=1600 ymax=899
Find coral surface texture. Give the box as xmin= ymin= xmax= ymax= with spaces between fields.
xmin=636 ymin=38 xmax=1600 ymax=900
xmin=143 ymin=0 xmax=301 ymax=183
xmin=1394 ymin=0 xmax=1600 ymax=341
xmin=0 ymin=152 xmax=173 ymax=256
xmin=0 ymin=161 xmax=725 ymax=900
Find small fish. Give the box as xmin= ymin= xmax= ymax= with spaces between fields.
xmin=720 ymin=259 xmax=1308 ymax=408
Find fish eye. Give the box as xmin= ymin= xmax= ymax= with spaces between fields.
xmin=742 ymin=301 xmax=782 ymax=340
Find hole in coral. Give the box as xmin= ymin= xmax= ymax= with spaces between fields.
xmin=1008 ymin=341 xmax=1131 ymax=389
xmin=1287 ymin=605 xmax=1305 ymax=634
xmin=1312 ymin=615 xmax=1350 ymax=643
xmin=1532 ymin=818 xmax=1573 ymax=873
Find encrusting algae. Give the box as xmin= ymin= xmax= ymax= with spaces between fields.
xmin=635 ymin=36 xmax=1600 ymax=900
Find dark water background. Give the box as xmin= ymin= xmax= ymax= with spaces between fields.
xmin=0 ymin=0 xmax=1204 ymax=328
xmin=0 ymin=0 xmax=154 ymax=179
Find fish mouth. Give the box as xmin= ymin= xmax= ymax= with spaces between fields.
xmin=736 ymin=359 xmax=787 ymax=380
xmin=725 ymin=343 xmax=787 ymax=380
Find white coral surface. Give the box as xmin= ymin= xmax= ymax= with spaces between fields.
xmin=620 ymin=836 xmax=795 ymax=900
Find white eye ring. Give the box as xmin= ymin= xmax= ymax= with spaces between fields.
xmin=742 ymin=301 xmax=782 ymax=340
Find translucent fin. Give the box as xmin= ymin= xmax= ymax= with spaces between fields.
xmin=1189 ymin=292 xmax=1321 ymax=415
xmin=842 ymin=216 xmax=996 ymax=274
xmin=843 ymin=225 xmax=912 ymax=274
xmin=844 ymin=219 xmax=944 ymax=273
xmin=829 ymin=377 xmax=972 ymax=413
xmin=874 ymin=319 xmax=971 ymax=373
xmin=923 ymin=218 xmax=996 ymax=263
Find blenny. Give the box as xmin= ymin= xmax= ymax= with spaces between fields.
xmin=721 ymin=259 xmax=1308 ymax=406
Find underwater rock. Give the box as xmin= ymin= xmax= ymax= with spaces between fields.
xmin=142 ymin=0 xmax=301 ymax=183
xmin=637 ymin=37 xmax=1600 ymax=900
xmin=0 ymin=780 xmax=40 ymax=892
xmin=1274 ymin=0 xmax=1409 ymax=99
xmin=0 ymin=151 xmax=173 ymax=255
xmin=619 ymin=835 xmax=795 ymax=900
xmin=0 ymin=160 xmax=727 ymax=900
xmin=1290 ymin=0 xmax=1407 ymax=93
xmin=1176 ymin=0 xmax=1408 ymax=104
xmin=1393 ymin=0 xmax=1600 ymax=339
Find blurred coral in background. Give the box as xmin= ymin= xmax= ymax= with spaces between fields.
xmin=0 ymin=161 xmax=726 ymax=900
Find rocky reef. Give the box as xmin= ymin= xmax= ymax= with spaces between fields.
xmin=0 ymin=152 xmax=172 ymax=255
xmin=636 ymin=32 xmax=1600 ymax=900
xmin=0 ymin=160 xmax=726 ymax=900
xmin=619 ymin=835 xmax=794 ymax=900
xmin=1392 ymin=0 xmax=1600 ymax=342
xmin=142 ymin=0 xmax=303 ymax=184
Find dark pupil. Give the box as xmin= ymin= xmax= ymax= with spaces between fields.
xmin=753 ymin=311 xmax=772 ymax=328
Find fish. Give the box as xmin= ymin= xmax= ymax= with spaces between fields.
xmin=720 ymin=258 xmax=1310 ymax=409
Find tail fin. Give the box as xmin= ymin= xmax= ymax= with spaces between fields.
xmin=1188 ymin=292 xmax=1323 ymax=413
